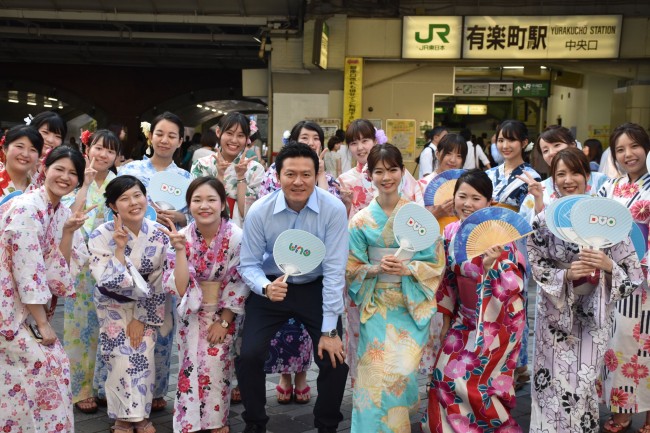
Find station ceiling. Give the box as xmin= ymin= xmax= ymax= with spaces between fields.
xmin=0 ymin=0 xmax=303 ymax=69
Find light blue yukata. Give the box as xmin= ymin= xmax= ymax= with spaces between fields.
xmin=346 ymin=197 xmax=444 ymax=433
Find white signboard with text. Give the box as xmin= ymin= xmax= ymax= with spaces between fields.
xmin=462 ymin=15 xmax=622 ymax=59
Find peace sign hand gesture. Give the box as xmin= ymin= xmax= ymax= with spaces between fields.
xmin=235 ymin=155 xmax=251 ymax=179
xmin=112 ymin=213 xmax=129 ymax=250
xmin=158 ymin=217 xmax=187 ymax=252
xmin=214 ymin=151 xmax=230 ymax=180
xmin=63 ymin=204 xmax=97 ymax=234
xmin=83 ymin=156 xmax=97 ymax=187
xmin=516 ymin=171 xmax=544 ymax=199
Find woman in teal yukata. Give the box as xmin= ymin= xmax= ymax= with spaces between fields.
xmin=347 ymin=143 xmax=444 ymax=432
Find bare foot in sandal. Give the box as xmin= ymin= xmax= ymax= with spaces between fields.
xmin=134 ymin=420 xmax=156 ymax=433
xmin=75 ymin=397 xmax=99 ymax=414
xmin=602 ymin=415 xmax=632 ymax=433
xmin=210 ymin=426 xmax=230 ymax=433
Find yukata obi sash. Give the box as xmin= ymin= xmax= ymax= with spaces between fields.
xmin=359 ymin=246 xmax=432 ymax=328
xmin=199 ymin=281 xmax=221 ymax=305
xmin=177 ymin=281 xmax=223 ymax=319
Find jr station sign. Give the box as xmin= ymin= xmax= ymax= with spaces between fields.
xmin=403 ymin=15 xmax=622 ymax=60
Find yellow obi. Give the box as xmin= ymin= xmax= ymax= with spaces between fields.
xmin=199 ymin=281 xmax=221 ymax=305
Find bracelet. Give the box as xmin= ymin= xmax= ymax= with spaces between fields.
xmin=237 ymin=178 xmax=247 ymax=183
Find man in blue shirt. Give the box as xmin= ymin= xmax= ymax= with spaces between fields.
xmin=238 ymin=142 xmax=349 ymax=433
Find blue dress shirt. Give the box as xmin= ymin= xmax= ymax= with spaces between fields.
xmin=239 ymin=186 xmax=349 ymax=332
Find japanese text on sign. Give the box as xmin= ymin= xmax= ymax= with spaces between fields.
xmin=462 ymin=15 xmax=622 ymax=59
xmin=343 ymin=57 xmax=363 ymax=129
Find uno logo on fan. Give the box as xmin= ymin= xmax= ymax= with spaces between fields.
xmin=289 ymin=243 xmax=311 ymax=256
xmin=407 ymin=217 xmax=427 ymax=236
xmin=589 ymin=214 xmax=616 ymax=227
xmin=160 ymin=183 xmax=182 ymax=196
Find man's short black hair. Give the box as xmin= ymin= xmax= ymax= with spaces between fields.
xmin=275 ymin=141 xmax=319 ymax=175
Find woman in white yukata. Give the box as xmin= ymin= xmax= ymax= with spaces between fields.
xmin=599 ymin=123 xmax=650 ymax=433
xmin=89 ymin=175 xmax=169 ymax=433
xmin=0 ymin=145 xmax=89 ymax=432
xmin=163 ymin=176 xmax=249 ymax=433
xmin=117 ymin=111 xmax=192 ymax=412
xmin=527 ymin=148 xmax=643 ymax=433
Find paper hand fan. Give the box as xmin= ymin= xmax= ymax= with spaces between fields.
xmin=549 ymin=194 xmax=590 ymax=244
xmin=393 ymin=202 xmax=440 ymax=257
xmin=0 ymin=190 xmax=22 ymax=207
xmin=630 ymin=223 xmax=648 ymax=261
xmin=273 ymin=229 xmax=327 ymax=282
xmin=453 ymin=207 xmax=533 ymax=263
xmin=148 ymin=172 xmax=191 ymax=210
xmin=106 ymin=205 xmax=158 ymax=223
xmin=423 ymin=169 xmax=465 ymax=206
xmin=570 ymin=197 xmax=633 ymax=249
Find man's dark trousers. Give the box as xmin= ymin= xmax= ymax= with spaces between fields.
xmin=236 ymin=277 xmax=349 ymax=430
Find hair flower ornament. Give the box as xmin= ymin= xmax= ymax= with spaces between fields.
xmin=24 ymin=114 xmax=33 ymax=125
xmin=80 ymin=130 xmax=92 ymax=147
xmin=141 ymin=121 xmax=153 ymax=156
xmin=249 ymin=119 xmax=258 ymax=135
xmin=375 ymin=128 xmax=388 ymax=144
xmin=282 ymin=130 xmax=291 ymax=146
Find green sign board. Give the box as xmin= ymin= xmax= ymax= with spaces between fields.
xmin=514 ymin=81 xmax=550 ymax=97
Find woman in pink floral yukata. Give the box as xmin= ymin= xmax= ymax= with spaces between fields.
xmin=423 ymin=169 xmax=526 ymax=433
xmin=163 ymin=176 xmax=249 ymax=433
xmin=0 ymin=146 xmax=89 ymax=432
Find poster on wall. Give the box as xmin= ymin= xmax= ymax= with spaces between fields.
xmin=343 ymin=57 xmax=363 ymax=130
xmin=386 ymin=119 xmax=417 ymax=160
xmin=589 ymin=124 xmax=610 ymax=146
xmin=306 ymin=118 xmax=341 ymax=142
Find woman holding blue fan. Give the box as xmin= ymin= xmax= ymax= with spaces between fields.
xmin=527 ymin=147 xmax=643 ymax=433
xmin=423 ymin=169 xmax=526 ymax=433
xmin=347 ymin=143 xmax=444 ymax=433
xmin=598 ymin=123 xmax=650 ymax=433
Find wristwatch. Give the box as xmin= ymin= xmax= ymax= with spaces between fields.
xmin=262 ymin=283 xmax=270 ymax=298
xmin=220 ymin=319 xmax=230 ymax=329
xmin=322 ymin=329 xmax=338 ymax=338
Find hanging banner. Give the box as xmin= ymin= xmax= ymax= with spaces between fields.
xmin=343 ymin=57 xmax=363 ymax=129
xmin=463 ymin=15 xmax=622 ymax=59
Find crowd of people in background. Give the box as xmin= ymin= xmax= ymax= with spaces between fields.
xmin=0 ymin=110 xmax=649 ymax=433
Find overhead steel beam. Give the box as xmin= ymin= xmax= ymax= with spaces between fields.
xmin=0 ymin=9 xmax=288 ymax=26
xmin=0 ymin=26 xmax=259 ymax=43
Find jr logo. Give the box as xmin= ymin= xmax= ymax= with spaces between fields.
xmin=415 ymin=24 xmax=450 ymax=43
xmin=406 ymin=217 xmax=427 ymax=236
xmin=160 ymin=183 xmax=182 ymax=196
xmin=289 ymin=243 xmax=311 ymax=256
xmin=589 ymin=214 xmax=616 ymax=227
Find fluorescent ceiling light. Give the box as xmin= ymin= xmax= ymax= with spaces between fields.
xmin=196 ymin=104 xmax=203 ymax=108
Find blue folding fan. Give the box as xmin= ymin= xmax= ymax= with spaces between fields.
xmin=453 ymin=206 xmax=533 ymax=262
xmin=423 ymin=169 xmax=465 ymax=206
